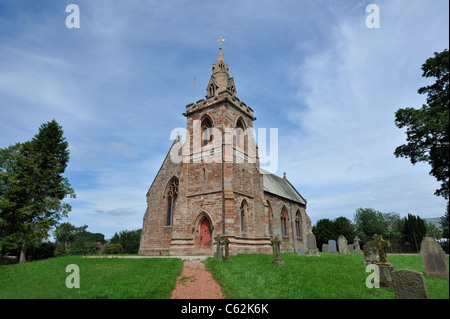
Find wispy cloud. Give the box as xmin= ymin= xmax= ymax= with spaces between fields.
xmin=1 ymin=0 xmax=448 ymax=238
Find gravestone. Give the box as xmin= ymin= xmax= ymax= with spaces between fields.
xmin=363 ymin=242 xmax=379 ymax=265
xmin=213 ymin=234 xmax=223 ymax=260
xmin=348 ymin=244 xmax=354 ymax=252
xmin=322 ymin=244 xmax=329 ymax=253
xmin=370 ymin=235 xmax=396 ymax=288
xmin=297 ymin=247 xmax=305 ymax=256
xmin=370 ymin=234 xmax=390 ymax=263
xmin=337 ymin=235 xmax=350 ymax=255
xmin=328 ymin=240 xmax=337 ymax=254
xmin=391 ymin=269 xmax=429 ymax=299
xmin=222 ymin=237 xmax=232 ymax=261
xmin=420 ymin=237 xmax=449 ymax=278
xmin=352 ymin=236 xmax=362 ymax=254
xmin=270 ymin=236 xmax=285 ymax=266
xmin=306 ymin=232 xmax=320 ymax=256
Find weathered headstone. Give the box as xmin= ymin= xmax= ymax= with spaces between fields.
xmin=213 ymin=234 xmax=223 ymax=260
xmin=363 ymin=242 xmax=379 ymax=265
xmin=337 ymin=235 xmax=349 ymax=255
xmin=352 ymin=236 xmax=362 ymax=254
xmin=370 ymin=234 xmax=390 ymax=263
xmin=369 ymin=235 xmax=396 ymax=288
xmin=297 ymin=247 xmax=305 ymax=256
xmin=348 ymin=244 xmax=354 ymax=252
xmin=306 ymin=232 xmax=320 ymax=256
xmin=391 ymin=269 xmax=429 ymax=299
xmin=222 ymin=237 xmax=232 ymax=261
xmin=420 ymin=237 xmax=449 ymax=278
xmin=322 ymin=243 xmax=329 ymax=253
xmin=270 ymin=236 xmax=285 ymax=266
xmin=328 ymin=240 xmax=337 ymax=254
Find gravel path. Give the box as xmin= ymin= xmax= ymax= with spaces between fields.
xmin=171 ymin=260 xmax=224 ymax=299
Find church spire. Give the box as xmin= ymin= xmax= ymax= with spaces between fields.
xmin=205 ymin=47 xmax=236 ymax=98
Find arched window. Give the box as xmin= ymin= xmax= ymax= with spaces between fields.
xmin=208 ymin=83 xmax=215 ymax=97
xmin=166 ymin=177 xmax=179 ymax=226
xmin=235 ymin=117 xmax=245 ymax=150
xmin=281 ymin=206 xmax=288 ymax=237
xmin=240 ymin=200 xmax=248 ymax=232
xmin=267 ymin=200 xmax=274 ymax=237
xmin=201 ymin=116 xmax=213 ymax=146
xmin=295 ymin=210 xmax=302 ymax=239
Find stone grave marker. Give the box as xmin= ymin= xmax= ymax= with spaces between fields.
xmin=306 ymin=232 xmax=320 ymax=256
xmin=222 ymin=237 xmax=232 ymax=261
xmin=420 ymin=237 xmax=449 ymax=278
xmin=338 ymin=235 xmax=350 ymax=255
xmin=370 ymin=235 xmax=395 ymax=288
xmin=348 ymin=244 xmax=354 ymax=252
xmin=322 ymin=243 xmax=329 ymax=253
xmin=352 ymin=236 xmax=362 ymax=254
xmin=297 ymin=247 xmax=305 ymax=256
xmin=391 ymin=269 xmax=429 ymax=299
xmin=363 ymin=242 xmax=379 ymax=265
xmin=270 ymin=236 xmax=285 ymax=266
xmin=328 ymin=240 xmax=337 ymax=253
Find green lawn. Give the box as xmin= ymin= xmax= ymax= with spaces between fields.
xmin=1 ymin=253 xmax=448 ymax=299
xmin=204 ymin=253 xmax=449 ymax=299
xmin=0 ymin=256 xmax=183 ymax=299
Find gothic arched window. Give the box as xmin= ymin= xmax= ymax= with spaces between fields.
xmin=240 ymin=200 xmax=248 ymax=232
xmin=236 ymin=117 xmax=245 ymax=150
xmin=281 ymin=206 xmax=288 ymax=237
xmin=295 ymin=210 xmax=302 ymax=239
xmin=166 ymin=177 xmax=179 ymax=226
xmin=201 ymin=116 xmax=214 ymax=146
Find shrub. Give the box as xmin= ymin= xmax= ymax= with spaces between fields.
xmin=103 ymin=243 xmax=123 ymax=255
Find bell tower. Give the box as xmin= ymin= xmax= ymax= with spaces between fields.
xmin=178 ymin=46 xmax=268 ymax=255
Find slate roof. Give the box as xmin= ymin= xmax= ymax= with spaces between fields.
xmin=261 ymin=169 xmax=306 ymax=205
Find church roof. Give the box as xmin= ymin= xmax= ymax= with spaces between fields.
xmin=261 ymin=169 xmax=306 ymax=205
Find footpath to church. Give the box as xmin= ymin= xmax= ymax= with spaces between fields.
xmin=84 ymin=255 xmax=224 ymax=299
xmin=171 ymin=260 xmax=224 ymax=299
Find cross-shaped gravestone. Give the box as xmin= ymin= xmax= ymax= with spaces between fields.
xmin=214 ymin=234 xmax=223 ymax=260
xmin=370 ymin=234 xmax=390 ymax=263
xmin=270 ymin=236 xmax=285 ymax=266
xmin=222 ymin=237 xmax=232 ymax=261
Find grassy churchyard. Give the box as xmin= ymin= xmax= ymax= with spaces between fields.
xmin=0 ymin=253 xmax=448 ymax=299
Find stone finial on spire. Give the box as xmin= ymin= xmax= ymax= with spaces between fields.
xmin=205 ymin=42 xmax=236 ymax=98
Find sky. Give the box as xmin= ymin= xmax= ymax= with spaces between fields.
xmin=0 ymin=0 xmax=448 ymax=239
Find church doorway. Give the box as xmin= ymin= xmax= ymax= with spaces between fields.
xmin=200 ymin=218 xmax=212 ymax=249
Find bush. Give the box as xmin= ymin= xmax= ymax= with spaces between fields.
xmin=103 ymin=243 xmax=123 ymax=255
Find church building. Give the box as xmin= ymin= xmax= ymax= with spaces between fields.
xmin=139 ymin=47 xmax=312 ymax=256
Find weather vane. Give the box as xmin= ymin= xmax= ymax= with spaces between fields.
xmin=217 ymin=36 xmax=225 ymax=48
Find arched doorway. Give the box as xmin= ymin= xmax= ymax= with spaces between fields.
xmin=200 ymin=218 xmax=212 ymax=249
xmin=193 ymin=212 xmax=214 ymax=253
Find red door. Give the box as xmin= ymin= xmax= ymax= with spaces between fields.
xmin=200 ymin=218 xmax=212 ymax=249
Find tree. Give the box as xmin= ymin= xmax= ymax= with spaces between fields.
xmin=312 ymin=219 xmax=336 ymax=250
xmin=353 ymin=208 xmax=388 ymax=238
xmin=333 ymin=216 xmax=356 ymax=243
xmin=109 ymin=229 xmax=142 ymax=254
xmin=0 ymin=120 xmax=75 ymax=262
xmin=54 ymin=223 xmax=106 ymax=256
xmin=394 ymin=49 xmax=449 ymax=200
xmin=402 ymin=214 xmax=426 ymax=252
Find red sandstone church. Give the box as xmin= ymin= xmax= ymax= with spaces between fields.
xmin=138 ymin=47 xmax=312 ymax=256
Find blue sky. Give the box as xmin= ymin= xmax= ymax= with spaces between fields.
xmin=1 ymin=0 xmax=448 ymax=239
